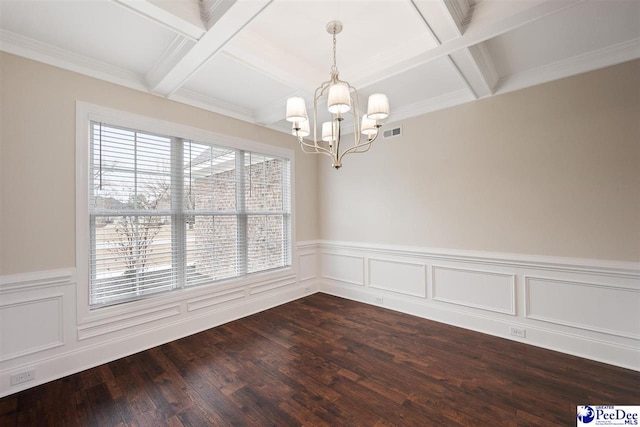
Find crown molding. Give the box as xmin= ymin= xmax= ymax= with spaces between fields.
xmin=495 ymin=38 xmax=640 ymax=95
xmin=390 ymin=88 xmax=474 ymax=124
xmin=169 ymin=87 xmax=255 ymax=123
xmin=0 ymin=29 xmax=148 ymax=92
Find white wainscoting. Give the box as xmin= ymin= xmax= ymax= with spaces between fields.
xmin=368 ymin=258 xmax=426 ymax=297
xmin=0 ymin=269 xmax=75 ymax=366
xmin=0 ymin=242 xmax=319 ymax=398
xmin=432 ymin=266 xmax=516 ymax=315
xmin=317 ymin=240 xmax=640 ymax=371
xmin=0 ymin=296 xmax=64 ymax=362
xmin=298 ymin=252 xmax=317 ymax=282
xmin=187 ymin=289 xmax=246 ymax=312
xmin=320 ymin=252 xmax=365 ymax=286
xmin=525 ymin=276 xmax=640 ymax=339
xmin=77 ymin=304 xmax=183 ymax=341
xmin=2 ymin=240 xmax=638 ymax=397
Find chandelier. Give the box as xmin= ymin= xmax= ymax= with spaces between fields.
xmin=285 ymin=20 xmax=390 ymax=169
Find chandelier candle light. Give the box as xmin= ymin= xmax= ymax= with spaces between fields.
xmin=285 ymin=20 xmax=390 ymax=169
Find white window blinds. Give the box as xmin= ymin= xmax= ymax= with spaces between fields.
xmin=89 ymin=122 xmax=291 ymax=307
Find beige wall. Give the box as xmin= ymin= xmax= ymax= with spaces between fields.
xmin=2 ymin=53 xmax=638 ymax=275
xmin=0 ymin=52 xmax=319 ymax=275
xmin=319 ymin=59 xmax=640 ymax=262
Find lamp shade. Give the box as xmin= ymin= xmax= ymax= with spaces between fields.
xmin=361 ymin=114 xmax=378 ymax=136
xmin=286 ymin=97 xmax=308 ymax=122
xmin=322 ymin=121 xmax=337 ymax=142
xmin=292 ymin=120 xmax=310 ymax=137
xmin=327 ymin=83 xmax=351 ymax=114
xmin=367 ymin=93 xmax=389 ymax=120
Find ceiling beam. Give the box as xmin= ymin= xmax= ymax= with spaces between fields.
xmin=356 ymin=0 xmax=584 ymax=90
xmin=151 ymin=0 xmax=272 ymax=97
xmin=201 ymin=0 xmax=238 ymax=31
xmin=448 ymin=44 xmax=498 ymax=99
xmin=442 ymin=0 xmax=472 ymax=36
xmin=145 ymin=35 xmax=196 ymax=91
xmin=411 ymin=0 xmax=472 ymax=44
xmin=412 ymin=0 xmax=496 ymax=99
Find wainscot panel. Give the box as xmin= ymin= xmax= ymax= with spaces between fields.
xmin=77 ymin=304 xmax=182 ymax=341
xmin=187 ymin=289 xmax=246 ymax=312
xmin=250 ymin=277 xmax=297 ymax=295
xmin=432 ymin=266 xmax=516 ymax=315
xmin=0 ymin=296 xmax=64 ymax=362
xmin=321 ymin=252 xmax=365 ymax=286
xmin=525 ymin=276 xmax=640 ymax=339
xmin=317 ymin=240 xmax=640 ymax=371
xmin=368 ymin=258 xmax=426 ymax=297
xmin=298 ymin=252 xmax=317 ymax=282
xmin=0 ymin=269 xmax=74 ymax=364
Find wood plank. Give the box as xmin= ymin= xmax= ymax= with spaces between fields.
xmin=1 ymin=293 xmax=638 ymax=426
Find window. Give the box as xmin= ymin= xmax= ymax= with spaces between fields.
xmin=87 ymin=120 xmax=291 ymax=308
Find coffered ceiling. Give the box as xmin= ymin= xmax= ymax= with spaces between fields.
xmin=1 ymin=0 xmax=638 ymax=135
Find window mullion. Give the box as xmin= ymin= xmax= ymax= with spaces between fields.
xmin=134 ymin=133 xmax=140 ymax=296
xmin=236 ymin=150 xmax=247 ymax=276
xmin=282 ymin=160 xmax=291 ymax=266
xmin=172 ymin=137 xmax=185 ymax=289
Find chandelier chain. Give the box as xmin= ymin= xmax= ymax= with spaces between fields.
xmin=331 ymin=28 xmax=338 ymax=76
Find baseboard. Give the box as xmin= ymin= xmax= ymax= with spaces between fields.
xmin=319 ymin=283 xmax=640 ymax=371
xmin=0 ymin=281 xmax=316 ymax=398
xmin=316 ymin=240 xmax=640 ymax=372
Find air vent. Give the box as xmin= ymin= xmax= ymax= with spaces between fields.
xmin=383 ymin=126 xmax=402 ymax=139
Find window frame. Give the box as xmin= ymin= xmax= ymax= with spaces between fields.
xmin=76 ymin=102 xmax=296 ymax=323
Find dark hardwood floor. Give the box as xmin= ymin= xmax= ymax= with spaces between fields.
xmin=1 ymin=293 xmax=638 ymax=426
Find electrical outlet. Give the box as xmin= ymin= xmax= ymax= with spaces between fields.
xmin=509 ymin=326 xmax=526 ymax=338
xmin=374 ymin=297 xmax=384 ymax=305
xmin=10 ymin=370 xmax=35 ymax=386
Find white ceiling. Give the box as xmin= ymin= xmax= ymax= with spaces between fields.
xmin=1 ymin=0 xmax=639 ymax=136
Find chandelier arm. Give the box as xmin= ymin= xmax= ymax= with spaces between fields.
xmin=337 ymin=132 xmax=379 ymax=163
xmin=314 ymin=79 xmax=333 ymax=145
xmin=299 ymin=138 xmax=332 ymax=155
xmin=338 ymin=141 xmax=373 ymax=161
xmin=302 ymin=146 xmax=335 ymax=160
xmin=297 ymin=132 xmax=334 ymax=156
xmin=335 ymin=119 xmax=342 ymax=161
xmin=300 ymin=143 xmax=335 ymax=161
